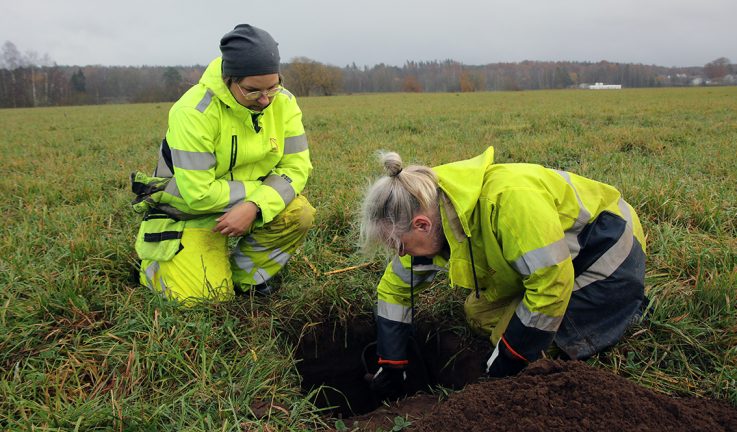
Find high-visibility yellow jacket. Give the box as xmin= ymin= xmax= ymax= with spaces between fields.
xmin=151 ymin=57 xmax=311 ymax=225
xmin=376 ymin=146 xmax=646 ymax=364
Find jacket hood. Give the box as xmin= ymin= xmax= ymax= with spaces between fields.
xmin=433 ymin=146 xmax=495 ymax=240
xmin=199 ymin=57 xmax=253 ymax=115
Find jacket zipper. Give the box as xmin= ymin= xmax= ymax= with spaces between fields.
xmin=468 ymin=237 xmax=480 ymax=299
xmin=229 ymin=135 xmax=238 ymax=180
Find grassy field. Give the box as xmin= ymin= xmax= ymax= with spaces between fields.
xmin=1 ymin=87 xmax=736 ymax=430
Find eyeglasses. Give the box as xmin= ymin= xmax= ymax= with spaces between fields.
xmin=235 ymin=83 xmax=282 ymax=101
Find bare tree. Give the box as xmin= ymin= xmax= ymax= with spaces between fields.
xmin=2 ymin=41 xmax=24 ymax=107
xmin=704 ymin=57 xmax=731 ymax=80
xmin=402 ymin=75 xmax=422 ymax=92
xmin=282 ymin=57 xmax=343 ymax=96
xmin=282 ymin=57 xmax=318 ymax=96
xmin=1 ymin=41 xmax=24 ymax=69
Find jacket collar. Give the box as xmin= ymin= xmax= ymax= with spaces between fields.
xmin=434 ymin=146 xmax=495 ymax=241
xmin=199 ymin=57 xmax=268 ymax=117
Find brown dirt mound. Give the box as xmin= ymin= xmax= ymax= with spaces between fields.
xmin=347 ymin=359 xmax=737 ymax=432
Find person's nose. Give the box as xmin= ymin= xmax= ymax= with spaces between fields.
xmin=257 ymin=93 xmax=270 ymax=105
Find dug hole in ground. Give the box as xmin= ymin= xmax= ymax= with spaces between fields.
xmin=294 ymin=317 xmax=737 ymax=431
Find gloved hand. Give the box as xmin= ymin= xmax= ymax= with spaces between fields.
xmin=485 ymin=338 xmax=528 ymax=378
xmin=367 ymin=366 xmax=406 ymax=398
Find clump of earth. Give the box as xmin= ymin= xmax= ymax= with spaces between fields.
xmin=295 ymin=318 xmax=737 ymax=431
xmin=348 ymin=359 xmax=737 ymax=432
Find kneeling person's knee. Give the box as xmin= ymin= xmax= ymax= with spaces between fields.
xmin=281 ymin=195 xmax=315 ymax=234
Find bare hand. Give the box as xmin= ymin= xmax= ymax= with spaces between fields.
xmin=212 ymin=202 xmax=259 ymax=237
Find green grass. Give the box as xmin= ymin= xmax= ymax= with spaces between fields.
xmin=1 ymin=87 xmax=736 ymax=430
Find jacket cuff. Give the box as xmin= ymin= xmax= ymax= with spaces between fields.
xmin=376 ymin=314 xmax=411 ymax=363
xmin=503 ymin=313 xmax=556 ymax=363
xmin=378 ymin=357 xmax=409 ymax=367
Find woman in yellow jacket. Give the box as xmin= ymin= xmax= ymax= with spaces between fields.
xmin=132 ymin=24 xmax=314 ymax=304
xmin=361 ymin=147 xmax=646 ymax=391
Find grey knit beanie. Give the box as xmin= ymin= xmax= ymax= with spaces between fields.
xmin=220 ymin=24 xmax=280 ymax=77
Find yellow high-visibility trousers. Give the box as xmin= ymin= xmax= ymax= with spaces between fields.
xmin=464 ymin=292 xmax=523 ymax=346
xmin=140 ymin=195 xmax=315 ymax=305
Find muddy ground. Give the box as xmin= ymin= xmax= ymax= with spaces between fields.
xmin=296 ymin=319 xmax=737 ymax=431
xmin=347 ymin=359 xmax=737 ymax=432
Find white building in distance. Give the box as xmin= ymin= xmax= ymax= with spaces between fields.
xmin=589 ymin=82 xmax=622 ymax=90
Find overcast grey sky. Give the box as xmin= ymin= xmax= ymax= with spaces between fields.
xmin=1 ymin=0 xmax=734 ymax=68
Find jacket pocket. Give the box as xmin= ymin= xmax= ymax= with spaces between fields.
xmin=134 ymin=214 xmax=185 ymax=261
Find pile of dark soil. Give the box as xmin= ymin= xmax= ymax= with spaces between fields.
xmin=347 ymin=359 xmax=737 ymax=432
xmin=295 ymin=318 xmax=736 ymax=431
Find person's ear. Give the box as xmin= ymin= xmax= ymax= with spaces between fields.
xmin=413 ymin=215 xmax=432 ymax=233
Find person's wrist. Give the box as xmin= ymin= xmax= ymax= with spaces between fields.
xmin=246 ymin=201 xmax=260 ymax=214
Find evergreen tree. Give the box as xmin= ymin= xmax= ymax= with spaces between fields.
xmin=70 ymin=68 xmax=86 ymax=93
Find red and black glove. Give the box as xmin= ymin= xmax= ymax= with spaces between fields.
xmin=485 ymin=336 xmax=528 ymax=378
xmin=485 ymin=311 xmax=557 ymax=378
xmin=368 ymin=366 xmax=406 ymax=399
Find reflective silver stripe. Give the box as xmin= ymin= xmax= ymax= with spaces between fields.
xmin=164 ymin=178 xmax=182 ymax=198
xmin=171 ymin=148 xmax=215 ymax=171
xmin=391 ymin=256 xmax=412 ymax=284
xmin=515 ymin=301 xmax=563 ymax=332
xmin=264 ymin=174 xmax=295 ymax=204
xmin=253 ymin=268 xmax=270 ymax=284
xmin=511 ymin=238 xmax=570 ymax=276
xmin=232 ymin=236 xmax=266 ymax=274
xmin=284 ymin=134 xmax=308 ymax=154
xmin=412 ymin=262 xmax=446 ymax=273
xmin=145 ymin=261 xmax=169 ymax=297
xmin=155 ymin=157 xmax=173 ymax=178
xmin=391 ymin=256 xmax=438 ymax=287
xmin=278 ymin=88 xmax=294 ymax=100
xmin=573 ymin=199 xmax=634 ymax=291
xmin=155 ymin=143 xmax=173 ymax=177
xmin=195 ymin=89 xmax=213 ymax=113
xmin=232 ymin=246 xmax=288 ymax=284
xmin=225 ymin=181 xmax=246 ymax=210
xmin=232 ymin=248 xmax=255 ymax=273
xmin=268 ymin=248 xmax=292 ymax=267
xmin=377 ymin=299 xmax=412 ymax=324
xmin=555 ymin=170 xmax=591 ymax=259
xmin=159 ymin=276 xmax=169 ymax=298
xmin=144 ymin=261 xmax=159 ymax=289
xmin=243 ymin=236 xmax=268 ymax=252
xmin=162 ymin=179 xmax=245 ymax=213
xmin=235 ymin=234 xmax=269 ymax=255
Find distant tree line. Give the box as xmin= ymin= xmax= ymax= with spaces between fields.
xmin=1 ymin=40 xmax=734 ymax=108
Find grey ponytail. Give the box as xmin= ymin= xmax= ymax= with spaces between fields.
xmin=360 ymin=151 xmax=439 ymax=253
